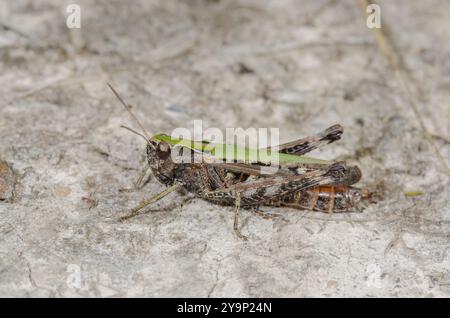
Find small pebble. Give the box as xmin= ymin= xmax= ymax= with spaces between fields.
xmin=0 ymin=159 xmax=15 ymax=201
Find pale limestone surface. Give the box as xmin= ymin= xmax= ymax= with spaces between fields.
xmin=0 ymin=0 xmax=449 ymax=297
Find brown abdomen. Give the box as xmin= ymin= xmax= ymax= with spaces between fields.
xmin=268 ymin=185 xmax=360 ymax=213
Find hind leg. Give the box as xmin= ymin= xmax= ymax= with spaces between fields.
xmin=233 ymin=193 xmax=248 ymax=241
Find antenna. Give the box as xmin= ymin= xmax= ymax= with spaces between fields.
xmin=120 ymin=125 xmax=148 ymax=142
xmin=107 ymin=83 xmax=151 ymax=141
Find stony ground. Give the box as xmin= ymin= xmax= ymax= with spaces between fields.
xmin=1 ymin=0 xmax=449 ymax=297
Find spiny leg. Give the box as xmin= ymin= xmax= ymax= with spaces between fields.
xmin=233 ymin=193 xmax=248 ymax=240
xmin=203 ymin=165 xmax=349 ymax=238
xmin=119 ymin=183 xmax=181 ymax=221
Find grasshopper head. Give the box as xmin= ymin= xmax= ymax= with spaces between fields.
xmin=146 ymin=140 xmax=176 ymax=185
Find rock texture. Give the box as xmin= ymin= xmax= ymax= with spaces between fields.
xmin=0 ymin=0 xmax=449 ymax=297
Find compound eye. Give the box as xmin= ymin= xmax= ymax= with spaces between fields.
xmin=157 ymin=142 xmax=171 ymax=159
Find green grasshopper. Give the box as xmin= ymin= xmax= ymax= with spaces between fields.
xmin=108 ymin=84 xmax=372 ymax=239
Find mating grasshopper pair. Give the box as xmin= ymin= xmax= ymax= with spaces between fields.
xmin=108 ymin=85 xmax=374 ymax=239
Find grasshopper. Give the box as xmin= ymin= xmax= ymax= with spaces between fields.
xmin=108 ymin=84 xmax=373 ymax=239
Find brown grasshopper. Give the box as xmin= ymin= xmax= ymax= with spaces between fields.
xmin=108 ymin=84 xmax=374 ymax=239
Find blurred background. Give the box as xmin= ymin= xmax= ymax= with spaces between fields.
xmin=0 ymin=0 xmax=449 ymax=297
